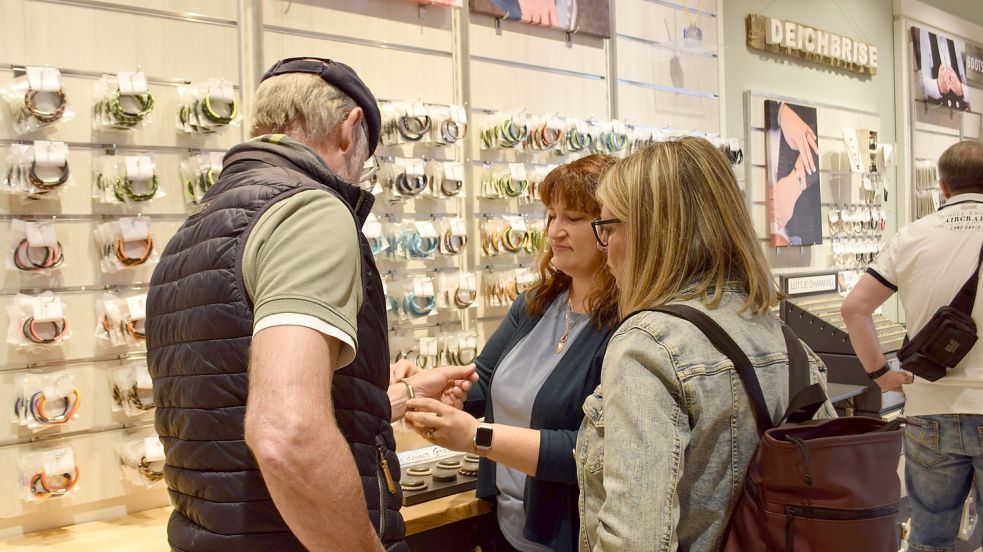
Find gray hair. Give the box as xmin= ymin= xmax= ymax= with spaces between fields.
xmin=249 ymin=72 xmax=365 ymax=148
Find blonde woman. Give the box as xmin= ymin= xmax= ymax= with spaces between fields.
xmin=577 ymin=137 xmax=835 ymax=551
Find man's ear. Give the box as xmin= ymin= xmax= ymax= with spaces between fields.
xmin=939 ymin=178 xmax=952 ymax=200
xmin=338 ymin=107 xmax=364 ymax=155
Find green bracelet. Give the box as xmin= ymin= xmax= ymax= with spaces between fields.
xmin=202 ymin=94 xmax=237 ymax=125
xmin=114 ymin=174 xmax=159 ymax=202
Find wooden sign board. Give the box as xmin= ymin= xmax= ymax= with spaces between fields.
xmin=746 ymin=14 xmax=878 ymax=76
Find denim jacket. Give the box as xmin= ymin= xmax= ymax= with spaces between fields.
xmin=576 ymin=293 xmax=836 ymax=551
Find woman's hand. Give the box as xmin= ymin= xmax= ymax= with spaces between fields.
xmin=406 ymin=364 xmax=477 ymax=410
xmin=518 ymin=0 xmax=557 ymax=26
xmin=778 ymin=103 xmax=819 ymax=175
xmin=405 ymin=398 xmax=480 ymax=453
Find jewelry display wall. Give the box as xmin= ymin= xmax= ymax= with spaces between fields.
xmin=0 ymin=0 xmax=725 ymax=535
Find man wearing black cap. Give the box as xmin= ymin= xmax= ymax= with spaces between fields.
xmin=146 ymin=58 xmax=475 ymax=551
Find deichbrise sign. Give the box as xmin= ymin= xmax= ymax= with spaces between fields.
xmin=746 ymin=14 xmax=879 ymax=76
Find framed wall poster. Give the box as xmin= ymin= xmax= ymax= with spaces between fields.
xmin=470 ymin=0 xmax=611 ymax=38
xmin=765 ymin=100 xmax=822 ymax=248
xmin=910 ymin=26 xmax=971 ymax=112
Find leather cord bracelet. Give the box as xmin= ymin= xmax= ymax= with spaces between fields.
xmin=440 ymin=119 xmax=467 ymax=144
xmin=395 ymin=173 xmax=427 ymax=197
xmin=20 ymin=387 xmax=81 ymax=424
xmin=403 ymin=292 xmax=436 ymax=317
xmin=453 ymin=288 xmax=477 ymax=309
xmin=397 ymin=115 xmax=432 ymax=141
xmin=439 ymin=176 xmax=463 ymax=197
xmin=112 ymin=383 xmax=153 ymax=411
xmin=29 ymin=161 xmax=70 ymax=191
xmin=102 ymin=89 xmax=154 ymax=128
xmin=112 ymin=235 xmax=154 ymax=266
xmin=29 ymin=466 xmax=80 ymax=499
xmin=13 ymin=239 xmax=64 ymax=271
xmin=113 ymin=174 xmax=159 ymax=202
xmin=202 ymin=94 xmax=238 ymax=125
xmin=122 ymin=317 xmax=145 ymax=341
xmin=138 ymin=456 xmax=164 ymax=482
xmin=24 ymin=88 xmax=67 ymax=123
xmin=22 ymin=316 xmax=69 ymax=344
xmin=443 ymin=231 xmax=467 ymax=255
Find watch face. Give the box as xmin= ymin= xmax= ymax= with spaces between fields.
xmin=475 ymin=425 xmax=493 ymax=448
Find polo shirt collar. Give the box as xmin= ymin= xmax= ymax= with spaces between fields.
xmin=941 ymin=193 xmax=983 ymax=209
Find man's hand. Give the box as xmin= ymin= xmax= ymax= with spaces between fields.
xmin=874 ymin=370 xmax=914 ymax=392
xmin=404 ymin=398 xmax=480 ymax=453
xmin=389 ymin=359 xmax=419 ymax=385
xmin=938 ymin=66 xmax=953 ymax=95
xmin=407 ymin=364 xmax=477 ymax=409
xmin=778 ymin=103 xmax=819 ymax=175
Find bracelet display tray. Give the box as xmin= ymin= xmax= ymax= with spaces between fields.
xmin=399 ymin=453 xmax=479 ymax=507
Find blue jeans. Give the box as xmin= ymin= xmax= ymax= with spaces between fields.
xmin=905 ymin=414 xmax=983 ymax=552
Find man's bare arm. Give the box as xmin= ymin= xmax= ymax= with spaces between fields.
xmin=245 ymin=325 xmax=384 ymax=551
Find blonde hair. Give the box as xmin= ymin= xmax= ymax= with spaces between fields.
xmin=597 ymin=137 xmax=779 ymax=318
xmin=249 ymin=72 xmax=363 ymax=147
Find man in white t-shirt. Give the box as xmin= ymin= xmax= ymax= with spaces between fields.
xmin=842 ymin=140 xmax=983 ymax=552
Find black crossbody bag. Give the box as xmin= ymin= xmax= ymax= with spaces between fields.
xmin=898 ymin=240 xmax=983 ymax=381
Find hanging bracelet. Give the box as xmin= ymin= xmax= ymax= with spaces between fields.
xmin=202 ymin=93 xmax=238 ymax=125
xmin=29 ymin=465 xmax=80 ymax=499
xmin=453 ymin=288 xmax=477 ymax=309
xmin=13 ymin=239 xmax=64 ymax=271
xmin=24 ymin=88 xmax=67 ymax=123
xmin=113 ymin=235 xmax=154 ymax=266
xmin=21 ymin=387 xmax=81 ymax=424
xmin=113 ymin=174 xmax=159 ymax=202
xmin=121 ymin=317 xmax=146 ymax=341
xmin=22 ymin=316 xmax=69 ymax=344
xmin=28 ymin=160 xmax=70 ymax=191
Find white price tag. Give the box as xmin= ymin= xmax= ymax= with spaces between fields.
xmin=209 ymin=152 xmax=224 ymax=174
xmin=508 ymin=163 xmax=527 ymax=181
xmin=207 ymin=78 xmax=235 ymax=103
xmin=124 ymin=156 xmax=154 ymax=181
xmin=126 ymin=294 xmax=147 ymax=321
xmin=447 ymin=163 xmax=464 ymax=182
xmin=409 ymin=102 xmax=428 ymax=118
xmin=450 ymin=218 xmax=467 ymax=236
xmin=364 ymin=220 xmax=383 ymax=239
xmin=413 ymin=278 xmax=426 ymax=297
xmin=144 ymin=436 xmax=166 ymax=462
xmin=119 ymin=217 xmax=151 ymax=242
xmin=459 ymin=272 xmax=477 ymax=291
xmin=42 ymin=375 xmax=73 ymax=402
xmin=406 ymin=160 xmax=426 ymax=178
xmin=420 ymin=337 xmax=438 ymax=357
xmin=117 ymin=71 xmax=148 ymax=95
xmin=26 ymin=67 xmax=62 ymax=92
xmin=32 ymin=294 xmax=64 ymax=323
xmin=26 ymin=220 xmax=58 ymax=248
xmin=504 ymin=215 xmax=527 ymax=232
xmin=134 ymin=363 xmax=153 ymax=390
xmin=43 ymin=448 xmax=76 ymax=477
xmin=575 ymin=120 xmax=589 ymax=134
xmin=413 ymin=278 xmax=435 ymax=297
xmin=33 ymin=141 xmax=68 ymax=168
xmin=464 ymin=335 xmax=477 ymax=350
xmin=612 ymin=121 xmax=627 ymax=135
xmin=415 ymin=221 xmax=438 ymax=239
xmin=450 ymin=105 xmax=467 ymax=124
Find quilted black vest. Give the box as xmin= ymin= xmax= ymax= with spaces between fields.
xmin=146 ymin=141 xmax=405 ymax=551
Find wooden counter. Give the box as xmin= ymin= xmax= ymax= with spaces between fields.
xmin=0 ymin=492 xmax=491 ymax=550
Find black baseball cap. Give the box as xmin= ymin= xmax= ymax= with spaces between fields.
xmin=261 ymin=57 xmax=381 ymax=154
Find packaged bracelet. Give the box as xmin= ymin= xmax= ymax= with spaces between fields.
xmin=402 ymin=277 xmax=438 ymax=319
xmin=14 ymin=371 xmax=80 ymax=431
xmin=0 ymin=67 xmax=75 ymax=135
xmin=93 ymin=155 xmax=163 ymax=205
xmin=110 ymin=362 xmax=154 ymax=417
xmin=7 ymin=219 xmax=64 ymax=275
xmin=380 ymin=102 xmax=433 ymax=146
xmin=95 ymin=292 xmax=126 ymax=347
xmin=438 ymin=272 xmax=478 ymax=311
xmin=117 ymin=434 xmax=165 ymax=488
xmin=3 ymin=141 xmax=73 ymax=198
xmin=176 ymin=79 xmax=240 ymax=134
xmin=363 ymin=214 xmax=389 ymax=258
xmin=6 ymin=292 xmax=71 ymax=349
xmin=95 ymin=216 xmax=157 ymax=273
xmin=92 ymin=72 xmax=155 ymax=131
xmin=439 ymin=218 xmax=469 ymax=257
xmin=432 ymin=104 xmax=468 ymax=146
xmin=180 ymin=152 xmax=224 ymax=205
xmin=18 ymin=447 xmax=79 ymax=501
xmin=425 ymin=161 xmax=465 ymax=200
xmin=397 ymin=221 xmax=440 ymax=261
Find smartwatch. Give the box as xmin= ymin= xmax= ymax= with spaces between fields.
xmin=474 ymin=423 xmax=494 ymax=451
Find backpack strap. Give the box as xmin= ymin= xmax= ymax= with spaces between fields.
xmin=950 ymin=239 xmax=983 ymax=315
xmin=625 ymin=304 xmax=774 ymax=435
xmin=780 ymin=326 xmax=829 ymax=424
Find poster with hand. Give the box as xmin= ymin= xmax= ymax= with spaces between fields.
xmin=470 ymin=0 xmax=611 ymax=38
xmin=910 ymin=26 xmax=971 ymax=112
xmin=765 ymin=100 xmax=822 ymax=248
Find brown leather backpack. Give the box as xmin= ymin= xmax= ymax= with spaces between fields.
xmin=645 ymin=305 xmax=905 ymax=552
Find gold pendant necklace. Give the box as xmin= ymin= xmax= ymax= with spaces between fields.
xmin=556 ymin=298 xmax=573 ymax=354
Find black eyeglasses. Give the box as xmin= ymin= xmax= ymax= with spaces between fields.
xmin=591 ymin=218 xmax=621 ymax=248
